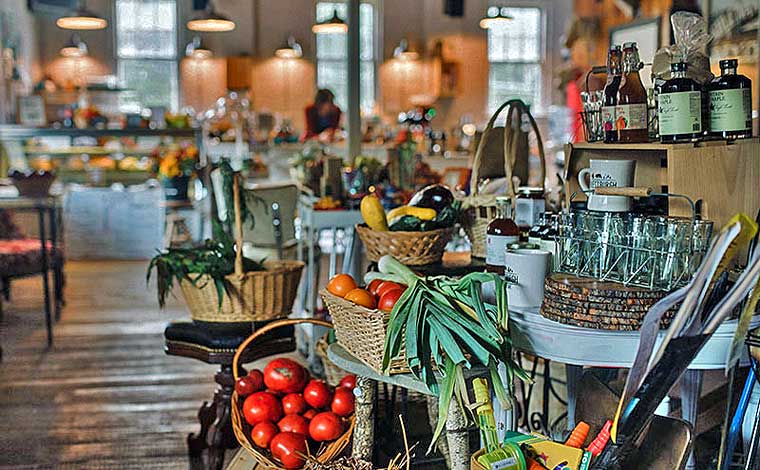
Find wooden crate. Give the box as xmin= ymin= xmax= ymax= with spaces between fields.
xmin=564 ymin=139 xmax=760 ymax=230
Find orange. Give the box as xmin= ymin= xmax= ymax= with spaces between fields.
xmin=344 ymin=288 xmax=377 ymax=309
xmin=327 ymin=273 xmax=357 ymax=298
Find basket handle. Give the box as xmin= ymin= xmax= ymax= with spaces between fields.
xmin=233 ymin=318 xmax=334 ymax=380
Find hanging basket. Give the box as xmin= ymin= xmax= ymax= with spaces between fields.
xmin=355 ymin=224 xmax=454 ymax=266
xmin=231 ymin=318 xmax=355 ymax=469
xmin=179 ymin=260 xmax=304 ymax=322
xmin=461 ymin=99 xmax=546 ymax=258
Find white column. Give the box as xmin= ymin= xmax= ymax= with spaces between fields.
xmin=346 ymin=0 xmax=361 ymax=161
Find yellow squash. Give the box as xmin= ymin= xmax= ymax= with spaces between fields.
xmin=386 ymin=205 xmax=437 ymax=222
xmin=360 ymin=195 xmax=389 ymax=231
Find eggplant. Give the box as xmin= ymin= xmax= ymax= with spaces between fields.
xmin=408 ymin=184 xmax=454 ymax=212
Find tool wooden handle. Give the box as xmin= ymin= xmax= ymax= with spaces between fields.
xmin=594 ymin=186 xmax=652 ymax=197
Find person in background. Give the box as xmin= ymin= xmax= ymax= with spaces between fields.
xmin=304 ymin=89 xmax=342 ymax=142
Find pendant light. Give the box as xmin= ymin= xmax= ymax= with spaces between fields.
xmin=56 ymin=2 xmax=107 ymax=30
xmin=393 ymin=39 xmax=419 ymax=61
xmin=312 ymin=9 xmax=347 ymax=34
xmin=187 ymin=0 xmax=235 ymax=32
xmin=479 ymin=6 xmax=514 ymax=29
xmin=275 ymin=36 xmax=303 ymax=59
xmin=185 ymin=35 xmax=213 ymax=59
xmin=60 ymin=34 xmax=89 ymax=57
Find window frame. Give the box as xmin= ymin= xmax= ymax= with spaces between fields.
xmin=113 ymin=0 xmax=181 ymax=112
xmin=313 ymin=0 xmax=380 ymax=116
xmin=486 ymin=1 xmax=550 ymax=117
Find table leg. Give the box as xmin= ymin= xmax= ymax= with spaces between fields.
xmin=342 ymin=226 xmax=363 ymax=280
xmin=48 ymin=207 xmax=61 ymax=321
xmin=329 ymin=228 xmax=338 ymax=278
xmin=445 ymin=398 xmax=470 ymax=470
xmin=308 ymin=225 xmax=316 ymax=316
xmin=352 ymin=376 xmax=376 ymax=461
xmin=681 ymin=369 xmax=703 ymax=470
xmin=37 ymin=208 xmax=52 ymax=347
xmin=565 ymin=364 xmax=583 ymax=431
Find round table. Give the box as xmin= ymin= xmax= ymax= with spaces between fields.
xmin=509 ymin=306 xmax=759 ymax=470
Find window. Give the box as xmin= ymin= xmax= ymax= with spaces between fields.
xmin=487 ymin=7 xmax=544 ymax=116
xmin=315 ymin=2 xmax=376 ymax=115
xmin=116 ymin=0 xmax=178 ymax=111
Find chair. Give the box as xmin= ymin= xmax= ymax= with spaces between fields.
xmin=0 ymin=208 xmax=64 ymax=347
xmin=240 ymin=182 xmax=300 ymax=261
xmin=575 ymin=371 xmax=693 ymax=470
xmin=164 ymin=320 xmax=296 ymax=470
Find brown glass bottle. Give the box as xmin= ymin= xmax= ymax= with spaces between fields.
xmin=616 ymin=42 xmax=649 ymax=143
xmin=485 ymin=197 xmax=520 ymax=275
xmin=708 ymin=59 xmax=753 ymax=140
xmin=602 ymin=46 xmax=623 ymax=143
xmin=658 ymin=62 xmax=702 ymax=143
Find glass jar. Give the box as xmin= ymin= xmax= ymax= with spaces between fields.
xmin=486 ymin=197 xmax=520 ymax=274
xmin=514 ymin=187 xmax=546 ymax=237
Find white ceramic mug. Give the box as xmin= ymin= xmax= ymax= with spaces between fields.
xmin=504 ymin=248 xmax=552 ymax=309
xmin=578 ymin=159 xmax=636 ymax=212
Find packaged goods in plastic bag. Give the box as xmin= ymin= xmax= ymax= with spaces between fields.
xmin=652 ymin=12 xmax=713 ymax=84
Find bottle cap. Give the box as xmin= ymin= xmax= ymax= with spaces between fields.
xmin=622 ymin=41 xmax=637 ymax=50
xmin=670 ymin=62 xmax=688 ymax=72
xmin=720 ymin=58 xmax=738 ymax=69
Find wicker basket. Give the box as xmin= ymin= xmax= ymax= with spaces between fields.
xmin=316 ymin=337 xmax=347 ymax=387
xmin=355 ymin=224 xmax=454 ymax=266
xmin=231 ymin=318 xmax=355 ymax=469
xmin=180 ymin=260 xmax=304 ymax=322
xmin=462 ymin=99 xmax=546 ymax=258
xmin=321 ymin=289 xmax=410 ymax=375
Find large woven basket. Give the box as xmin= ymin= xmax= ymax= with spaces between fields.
xmin=321 ymin=289 xmax=409 ymax=375
xmin=462 ymin=99 xmax=546 ymax=258
xmin=231 ymin=318 xmax=355 ymax=469
xmin=355 ymin=224 xmax=454 ymax=266
xmin=180 ymin=260 xmax=304 ymax=322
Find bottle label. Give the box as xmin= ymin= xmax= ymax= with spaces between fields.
xmin=486 ymin=234 xmax=519 ymax=268
xmin=602 ymin=106 xmax=616 ymax=132
xmin=709 ymin=88 xmax=752 ymax=132
xmin=658 ymin=91 xmax=702 ymax=135
xmin=514 ymin=199 xmax=545 ymax=228
xmin=615 ymin=104 xmax=647 ymax=130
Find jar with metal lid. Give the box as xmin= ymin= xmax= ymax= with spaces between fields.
xmin=514 ymin=187 xmax=546 ymax=235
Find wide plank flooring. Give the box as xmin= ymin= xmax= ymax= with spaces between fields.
xmin=0 ymin=261 xmax=220 ymax=469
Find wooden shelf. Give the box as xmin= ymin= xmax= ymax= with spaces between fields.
xmin=571 ymin=138 xmax=759 ymax=151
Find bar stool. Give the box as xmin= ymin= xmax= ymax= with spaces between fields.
xmin=164 ymin=320 xmax=295 ymax=470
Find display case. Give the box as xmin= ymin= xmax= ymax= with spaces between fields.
xmin=0 ymin=125 xmax=203 ymax=185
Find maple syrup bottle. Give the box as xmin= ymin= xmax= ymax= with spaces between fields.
xmin=616 ymin=42 xmax=649 ymax=143
xmin=485 ymin=197 xmax=520 ymax=275
xmin=658 ymin=62 xmax=702 ymax=143
xmin=602 ymin=46 xmax=623 ymax=143
xmin=708 ymin=59 xmax=753 ymax=140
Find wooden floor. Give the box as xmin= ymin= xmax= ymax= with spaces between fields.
xmin=0 ymin=261 xmax=219 ymax=469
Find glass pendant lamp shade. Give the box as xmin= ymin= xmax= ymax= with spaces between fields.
xmin=187 ymin=1 xmax=235 ymax=32
xmin=312 ymin=9 xmax=347 ymax=34
xmin=479 ymin=6 xmax=514 ymax=29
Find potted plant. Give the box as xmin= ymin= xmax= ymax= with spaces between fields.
xmin=148 ymin=161 xmax=304 ymax=322
xmin=153 ymin=143 xmax=198 ymax=200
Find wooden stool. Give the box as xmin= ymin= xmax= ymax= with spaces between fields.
xmin=164 ymin=321 xmax=295 ymax=470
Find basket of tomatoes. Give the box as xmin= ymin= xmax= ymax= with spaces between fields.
xmin=320 ymin=273 xmax=411 ymax=375
xmin=230 ymin=318 xmax=356 ymax=469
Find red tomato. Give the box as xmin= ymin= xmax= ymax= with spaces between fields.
xmin=339 ymin=374 xmax=357 ymax=390
xmin=235 ymin=376 xmax=258 ymax=397
xmin=367 ymin=279 xmax=383 ymax=295
xmin=376 ymin=281 xmax=404 ymax=298
xmin=264 ymin=358 xmax=308 ymax=394
xmin=270 ymin=432 xmax=308 ymax=469
xmin=281 ymin=393 xmax=308 ymax=415
xmin=331 ymin=386 xmax=355 ymax=417
xmin=247 ymin=369 xmax=265 ymax=390
xmin=303 ymin=409 xmax=317 ymax=419
xmin=303 ymin=380 xmax=333 ymax=409
xmin=278 ymin=414 xmax=310 ymax=436
xmin=378 ymin=288 xmax=404 ymax=312
xmin=308 ymin=412 xmax=345 ymax=442
xmin=251 ymin=421 xmax=278 ymax=449
xmin=243 ymin=392 xmax=283 ymax=425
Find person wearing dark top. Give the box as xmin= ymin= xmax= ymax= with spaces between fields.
xmin=304 ymin=89 xmax=342 ymax=141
